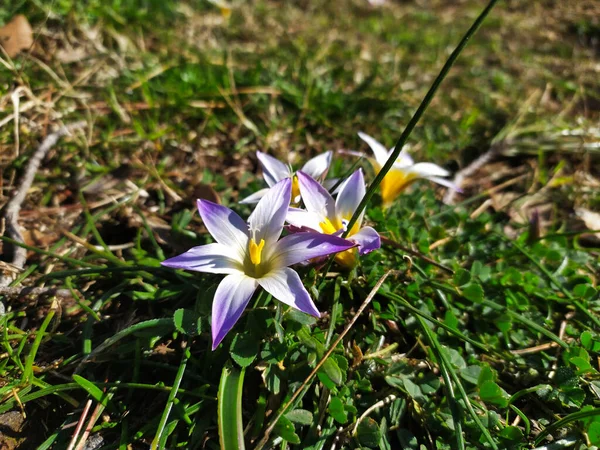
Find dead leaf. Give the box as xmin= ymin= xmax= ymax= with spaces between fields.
xmin=0 ymin=15 xmax=33 ymax=58
xmin=193 ymin=183 xmax=220 ymax=204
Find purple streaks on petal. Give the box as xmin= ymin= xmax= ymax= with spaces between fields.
xmin=285 ymin=207 xmax=322 ymax=232
xmin=248 ymin=178 xmax=291 ymax=248
xmin=257 ymin=151 xmax=291 ymax=187
xmin=336 ymin=169 xmax=365 ymax=225
xmin=161 ymin=243 xmax=242 ymax=273
xmin=296 ymin=171 xmax=336 ymax=219
xmin=350 ymin=226 xmax=381 ymax=255
xmin=239 ymin=188 xmax=269 ymax=205
xmin=197 ymin=200 xmax=249 ymax=260
xmin=271 ymin=232 xmax=356 ymax=267
xmin=257 ymin=267 xmax=320 ymax=318
xmin=301 ymin=151 xmax=332 ymax=180
xmin=211 ymin=274 xmax=258 ymax=350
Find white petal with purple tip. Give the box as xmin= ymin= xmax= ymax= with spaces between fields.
xmin=301 ymin=151 xmax=332 ymax=180
xmin=248 ymin=178 xmax=291 ymax=248
xmin=257 ymin=267 xmax=320 ymax=318
xmin=161 ymin=243 xmax=242 ymax=273
xmin=296 ymin=171 xmax=336 ymax=220
xmin=197 ymin=200 xmax=249 ymax=260
xmin=239 ymin=188 xmax=269 ymax=205
xmin=270 ymin=232 xmax=356 ymax=267
xmin=358 ymin=131 xmax=390 ymax=167
xmin=408 ymin=162 xmax=450 ymax=178
xmin=336 ymin=169 xmax=365 ymax=225
xmin=349 ymin=226 xmax=380 ymax=255
xmin=211 ymin=273 xmax=258 ymax=349
xmin=285 ymin=208 xmax=323 ymax=232
xmin=257 ymin=151 xmax=291 ymax=187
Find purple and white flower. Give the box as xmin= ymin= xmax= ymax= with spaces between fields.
xmin=358 ymin=132 xmax=457 ymax=207
xmin=286 ymin=169 xmax=380 ymax=268
xmin=240 ymin=151 xmax=333 ymax=204
xmin=162 ymin=179 xmax=355 ymax=349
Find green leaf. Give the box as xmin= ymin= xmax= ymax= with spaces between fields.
xmin=356 ymin=417 xmax=381 ymax=448
xmin=460 ymin=365 xmax=482 ymax=385
xmin=273 ymin=415 xmax=300 ymax=444
xmin=218 ymin=365 xmax=246 ymax=450
xmin=453 ymin=268 xmax=471 ymax=286
xmin=321 ymin=356 xmax=343 ymax=386
xmin=73 ymin=375 xmax=112 ymax=410
xmin=230 ymin=332 xmax=258 ymax=368
xmin=462 ymin=283 xmax=484 ymax=302
xmin=285 ymin=409 xmax=313 ymax=426
xmin=498 ymin=426 xmax=523 ymax=441
xmin=172 ymin=308 xmax=200 ymax=336
xmin=588 ymin=421 xmax=600 ymax=445
xmin=328 ymin=396 xmax=348 ymax=424
xmin=479 ymin=380 xmax=509 ymax=407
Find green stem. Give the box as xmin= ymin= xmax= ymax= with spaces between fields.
xmin=343 ymin=0 xmax=499 ymax=237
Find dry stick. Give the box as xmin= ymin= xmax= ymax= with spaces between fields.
xmin=0 ymin=121 xmax=87 ymax=288
xmin=254 ymin=270 xmax=392 ymax=450
xmin=0 ymin=286 xmax=73 ymax=298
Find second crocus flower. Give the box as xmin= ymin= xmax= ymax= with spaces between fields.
xmin=286 ymin=169 xmax=380 ymax=268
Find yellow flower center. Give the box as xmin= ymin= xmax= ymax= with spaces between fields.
xmin=249 ymin=238 xmax=265 ymax=265
xmin=319 ymin=218 xmax=338 ymax=234
xmin=380 ymin=169 xmax=417 ymax=208
xmin=291 ymin=175 xmax=301 ymax=203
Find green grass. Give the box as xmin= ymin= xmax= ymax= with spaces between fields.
xmin=0 ymin=0 xmax=599 ymax=448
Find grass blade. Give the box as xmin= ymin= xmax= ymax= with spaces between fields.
xmin=218 ymin=364 xmax=246 ymax=450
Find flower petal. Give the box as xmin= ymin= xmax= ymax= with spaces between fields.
xmin=270 ymin=232 xmax=356 ymax=267
xmin=197 ymin=200 xmax=249 ymax=260
xmin=336 ymin=169 xmax=365 ymax=225
xmin=161 ymin=243 xmax=243 ymax=273
xmin=239 ymin=188 xmax=269 ymax=204
xmin=358 ymin=131 xmax=390 ymax=168
xmin=301 ymin=151 xmax=332 ymax=180
xmin=257 ymin=267 xmax=320 ymax=317
xmin=349 ymin=226 xmax=380 ymax=255
xmin=248 ymin=178 xmax=291 ymax=249
xmin=286 ymin=207 xmax=323 ymax=232
xmin=408 ymin=162 xmax=450 ymax=178
xmin=257 ymin=151 xmax=291 ymax=187
xmin=427 ymin=176 xmax=461 ymax=191
xmin=296 ymin=171 xmax=336 ymax=220
xmin=212 ymin=273 xmax=258 ymax=350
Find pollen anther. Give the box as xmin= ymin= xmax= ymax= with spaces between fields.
xmin=249 ymin=238 xmax=265 ymax=265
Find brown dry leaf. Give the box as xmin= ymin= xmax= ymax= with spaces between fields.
xmin=193 ymin=183 xmax=220 ymax=204
xmin=0 ymin=15 xmax=33 ymax=58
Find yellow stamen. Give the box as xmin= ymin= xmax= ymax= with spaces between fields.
xmin=319 ymin=218 xmax=338 ymax=235
xmin=291 ymin=175 xmax=301 ymax=203
xmin=380 ymin=169 xmax=417 ymax=208
xmin=335 ymin=248 xmax=357 ymax=269
xmin=249 ymin=238 xmax=265 ymax=265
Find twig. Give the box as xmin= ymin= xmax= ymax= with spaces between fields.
xmin=66 ymin=399 xmax=93 ymax=450
xmin=254 ymin=270 xmax=392 ymax=450
xmin=0 ymin=121 xmax=86 ymax=287
xmin=0 ymin=286 xmax=73 ymax=298
xmin=352 ymin=394 xmax=397 ymax=435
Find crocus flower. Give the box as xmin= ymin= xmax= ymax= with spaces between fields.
xmin=358 ymin=132 xmax=457 ymax=208
xmin=162 ymin=178 xmax=355 ymax=349
xmin=286 ymin=169 xmax=380 ymax=268
xmin=240 ymin=150 xmax=333 ymax=204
